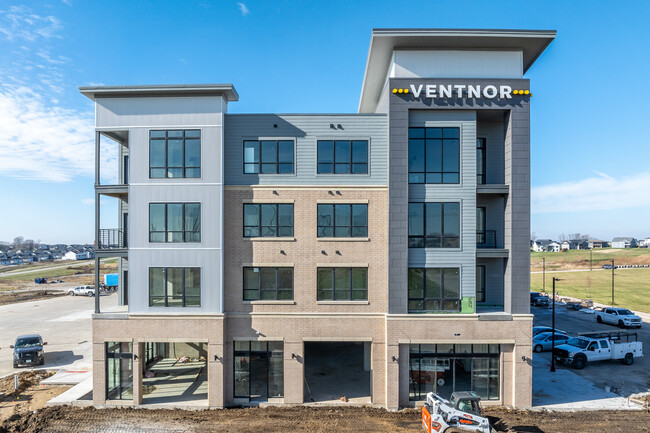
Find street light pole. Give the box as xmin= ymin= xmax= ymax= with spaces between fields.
xmin=543 ymin=257 xmax=546 ymax=293
xmin=551 ymin=277 xmax=562 ymax=373
xmin=590 ymin=248 xmax=592 ymax=271
xmin=611 ymin=259 xmax=615 ymax=305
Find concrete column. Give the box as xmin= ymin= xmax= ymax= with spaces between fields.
xmin=208 ymin=342 xmax=225 ymax=408
xmin=284 ymin=342 xmax=304 ymax=404
xmin=92 ymin=342 xmax=106 ymax=405
xmin=385 ymin=342 xmax=401 ymax=410
xmin=132 ymin=342 xmax=143 ymax=405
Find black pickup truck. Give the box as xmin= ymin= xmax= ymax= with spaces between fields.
xmin=11 ymin=334 xmax=47 ymax=368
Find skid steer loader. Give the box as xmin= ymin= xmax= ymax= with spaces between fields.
xmin=421 ymin=391 xmax=495 ymax=433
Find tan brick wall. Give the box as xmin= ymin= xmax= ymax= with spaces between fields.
xmin=223 ymin=186 xmax=389 ymax=314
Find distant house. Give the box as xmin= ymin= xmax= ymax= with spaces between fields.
xmin=63 ymin=250 xmax=93 ymax=260
xmin=588 ymin=239 xmax=609 ymax=249
xmin=561 ymin=239 xmax=589 ymax=250
xmin=638 ymin=237 xmax=650 ymax=248
xmin=532 ymin=239 xmax=561 ymax=252
xmin=611 ymin=237 xmax=637 ymax=248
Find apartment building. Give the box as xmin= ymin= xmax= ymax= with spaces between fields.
xmin=82 ymin=28 xmax=554 ymax=410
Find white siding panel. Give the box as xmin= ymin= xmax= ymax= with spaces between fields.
xmin=392 ymin=50 xmax=523 ymax=79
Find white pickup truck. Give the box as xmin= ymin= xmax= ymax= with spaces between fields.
xmin=594 ymin=307 xmax=642 ymax=328
xmin=553 ymin=332 xmax=643 ymax=369
xmin=67 ymin=285 xmax=95 ymax=297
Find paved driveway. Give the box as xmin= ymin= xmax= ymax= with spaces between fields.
xmin=532 ymin=303 xmax=649 ymax=397
xmin=0 ymin=293 xmax=118 ymax=377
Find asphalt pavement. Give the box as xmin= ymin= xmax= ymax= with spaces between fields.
xmin=532 ymin=302 xmax=649 ymax=397
xmin=0 ymin=292 xmax=118 ymax=378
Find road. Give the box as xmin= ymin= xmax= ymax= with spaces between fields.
xmin=532 ymin=303 xmax=649 ymax=396
xmin=0 ymin=292 xmax=118 ymax=378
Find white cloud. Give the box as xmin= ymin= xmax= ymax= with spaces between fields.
xmin=532 ymin=171 xmax=650 ymax=214
xmin=0 ymin=6 xmax=62 ymax=41
xmin=81 ymin=198 xmax=94 ymax=205
xmin=237 ymin=2 xmax=250 ymax=16
xmin=0 ymin=86 xmax=117 ymax=182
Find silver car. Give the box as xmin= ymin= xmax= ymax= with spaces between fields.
xmin=533 ymin=332 xmax=569 ymax=352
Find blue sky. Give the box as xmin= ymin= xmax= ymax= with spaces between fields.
xmin=0 ymin=0 xmax=649 ymax=243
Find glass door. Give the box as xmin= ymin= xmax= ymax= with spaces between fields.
xmin=249 ymin=352 xmax=269 ymax=401
xmin=106 ymin=342 xmax=133 ymax=400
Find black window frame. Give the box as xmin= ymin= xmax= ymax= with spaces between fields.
xmin=149 ymin=129 xmax=201 ymax=179
xmin=149 ymin=203 xmax=201 ymax=243
xmin=243 ymin=267 xmax=294 ymax=301
xmin=317 ymin=140 xmax=369 ymax=174
xmin=477 ymin=137 xmax=486 ymax=184
xmin=409 ymin=344 xmax=500 ymax=401
xmin=316 ymin=267 xmax=368 ymax=301
xmin=243 ymin=139 xmax=295 ymax=174
xmin=148 ymin=267 xmax=201 ymax=307
xmin=408 ymin=267 xmax=461 ymax=312
xmin=243 ymin=204 xmax=294 ymax=238
xmin=476 ymin=265 xmax=486 ymax=302
xmin=317 ymin=204 xmax=368 ymax=238
xmin=234 ymin=341 xmax=284 ymax=399
xmin=476 ymin=207 xmax=486 ymax=245
xmin=408 ymin=202 xmax=460 ymax=248
xmin=408 ymin=127 xmax=460 ymax=184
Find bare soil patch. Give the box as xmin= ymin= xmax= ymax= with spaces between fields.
xmin=0 ymin=371 xmax=70 ymax=430
xmin=0 ymin=291 xmax=65 ymax=306
xmin=1 ymin=405 xmax=649 ymax=433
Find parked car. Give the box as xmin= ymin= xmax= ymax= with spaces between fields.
xmin=594 ymin=308 xmax=642 ymax=328
xmin=533 ymin=326 xmax=567 ymax=337
xmin=602 ymin=264 xmax=614 ymax=270
xmin=11 ymin=334 xmax=47 ymax=368
xmin=68 ymin=285 xmax=95 ymax=297
xmin=530 ymin=292 xmax=550 ymax=307
xmin=553 ymin=331 xmax=643 ymax=369
xmin=533 ymin=332 xmax=569 ymax=352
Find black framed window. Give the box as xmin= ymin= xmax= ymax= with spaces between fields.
xmin=476 ymin=265 xmax=486 ymax=302
xmin=317 ymin=267 xmax=367 ymax=300
xmin=317 ymin=204 xmax=368 ymax=237
xmin=476 ymin=207 xmax=486 ymax=245
xmin=477 ymin=138 xmax=486 ymax=184
xmin=408 ymin=202 xmax=460 ymax=248
xmin=243 ymin=267 xmax=293 ymax=301
xmin=408 ymin=127 xmax=459 ymax=184
xmin=243 ymin=140 xmax=294 ymax=174
xmin=317 ymin=140 xmax=368 ymax=174
xmin=409 ymin=344 xmax=500 ymax=401
xmin=408 ymin=268 xmax=460 ymax=312
xmin=149 ymin=267 xmax=200 ymax=307
xmin=149 ymin=130 xmax=200 ymax=178
xmin=234 ymin=341 xmax=284 ymax=400
xmin=243 ymin=204 xmax=293 ymax=237
xmin=149 ymin=203 xmax=200 ymax=242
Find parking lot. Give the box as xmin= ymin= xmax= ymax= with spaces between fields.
xmin=531 ymin=302 xmax=649 ymax=398
xmin=0 ymin=292 xmax=118 ymax=378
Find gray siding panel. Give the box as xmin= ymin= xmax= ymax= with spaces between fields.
xmin=223 ymin=114 xmax=388 ymax=186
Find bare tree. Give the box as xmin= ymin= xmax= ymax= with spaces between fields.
xmin=558 ymin=233 xmax=568 ymax=242
xmin=13 ymin=236 xmax=24 ymax=250
xmin=23 ymin=239 xmax=35 ymax=251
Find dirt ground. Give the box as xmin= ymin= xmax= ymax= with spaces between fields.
xmin=0 ymin=404 xmax=649 ymax=433
xmin=0 ymin=291 xmax=65 ymax=306
xmin=0 ymin=371 xmax=70 ymax=431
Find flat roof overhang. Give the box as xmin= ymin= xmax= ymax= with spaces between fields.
xmin=358 ymin=28 xmax=556 ymax=113
xmin=79 ymin=84 xmax=239 ymax=102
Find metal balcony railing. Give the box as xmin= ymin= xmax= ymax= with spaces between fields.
xmin=99 ymin=229 xmax=127 ymax=249
xmin=477 ymin=230 xmax=497 ymax=249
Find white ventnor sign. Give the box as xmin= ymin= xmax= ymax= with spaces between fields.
xmin=410 ymin=84 xmax=512 ymax=99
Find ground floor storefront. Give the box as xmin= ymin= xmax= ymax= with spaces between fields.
xmin=92 ymin=314 xmax=532 ymax=409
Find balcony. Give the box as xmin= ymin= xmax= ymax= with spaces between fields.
xmin=96 ymin=229 xmax=128 ymax=257
xmin=476 ymin=230 xmax=508 ymax=258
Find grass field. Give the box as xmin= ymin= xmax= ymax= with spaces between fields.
xmin=0 ymin=258 xmax=119 ymax=291
xmin=531 ymin=247 xmax=650 ymax=271
xmin=531 ymin=267 xmax=650 ymax=313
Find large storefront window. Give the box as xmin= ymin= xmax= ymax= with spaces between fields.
xmin=106 ymin=342 xmax=133 ymax=400
xmin=409 ymin=344 xmax=500 ymax=401
xmin=234 ymin=341 xmax=284 ymax=400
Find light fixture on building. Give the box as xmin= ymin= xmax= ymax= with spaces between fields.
xmin=335 ymin=250 xmax=341 ymax=256
xmin=214 ymin=355 xmax=221 ymax=362
xmin=328 ymin=190 xmax=335 ymax=195
xmin=280 ymin=250 xmax=286 ymax=255
xmin=273 ymin=190 xmax=279 ymax=195
xmin=336 ymin=191 xmax=342 ymax=195
xmin=330 ymin=123 xmax=335 ymax=129
xmin=292 ymin=353 xmax=297 ymax=359
xmin=392 ymin=356 xmax=398 ymax=362
xmin=321 ymin=250 xmax=327 ymax=255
